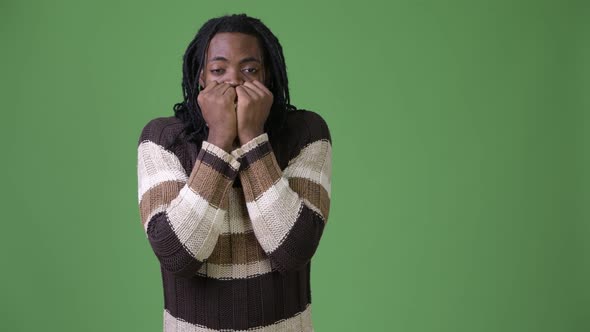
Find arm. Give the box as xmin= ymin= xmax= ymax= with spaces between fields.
xmin=232 ymin=112 xmax=332 ymax=274
xmin=137 ymin=120 xmax=240 ymax=277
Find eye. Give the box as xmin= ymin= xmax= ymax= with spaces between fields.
xmin=242 ymin=67 xmax=258 ymax=74
xmin=210 ymin=68 xmax=225 ymax=75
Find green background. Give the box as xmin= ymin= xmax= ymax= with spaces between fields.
xmin=1 ymin=0 xmax=588 ymax=331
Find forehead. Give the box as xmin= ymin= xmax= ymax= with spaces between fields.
xmin=206 ymin=32 xmax=263 ymax=60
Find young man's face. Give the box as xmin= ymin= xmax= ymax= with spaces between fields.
xmin=199 ymin=32 xmax=266 ymax=88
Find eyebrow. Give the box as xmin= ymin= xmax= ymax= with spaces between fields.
xmin=208 ymin=56 xmax=261 ymax=64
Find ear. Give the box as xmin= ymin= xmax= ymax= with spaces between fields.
xmin=198 ymin=70 xmax=205 ymax=89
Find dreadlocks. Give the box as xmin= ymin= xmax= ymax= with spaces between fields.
xmin=170 ymin=13 xmax=296 ymax=150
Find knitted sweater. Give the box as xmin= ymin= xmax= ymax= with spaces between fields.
xmin=136 ymin=109 xmax=332 ymax=331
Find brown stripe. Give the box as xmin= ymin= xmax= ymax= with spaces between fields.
xmin=240 ymin=140 xmax=272 ymax=170
xmin=288 ymin=177 xmax=330 ymax=221
xmin=161 ymin=263 xmax=311 ymax=330
xmin=206 ymin=231 xmax=267 ymax=265
xmin=187 ymin=162 xmax=233 ymax=209
xmin=137 ymin=116 xmax=184 ymax=147
xmin=240 ymin=152 xmax=282 ymax=202
xmin=148 ymin=211 xmax=204 ymax=278
xmin=199 ymin=148 xmax=238 ymax=179
xmin=267 ymin=203 xmax=325 ymax=274
xmin=139 ymin=180 xmax=185 ymax=226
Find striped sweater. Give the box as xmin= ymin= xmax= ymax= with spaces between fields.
xmin=136 ymin=109 xmax=332 ymax=331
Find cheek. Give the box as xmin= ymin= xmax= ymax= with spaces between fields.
xmin=245 ymin=72 xmax=265 ymax=84
xmin=244 ymin=76 xmax=260 ymax=83
xmin=200 ymin=74 xmax=220 ymax=87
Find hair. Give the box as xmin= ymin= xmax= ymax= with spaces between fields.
xmin=170 ymin=13 xmax=296 ymax=150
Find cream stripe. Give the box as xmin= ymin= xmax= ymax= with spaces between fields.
xmin=283 ymin=140 xmax=332 ymax=199
xmin=163 ymin=303 xmax=313 ymax=332
xmin=167 ymin=186 xmax=226 ymax=261
xmin=137 ymin=141 xmax=188 ymax=202
xmin=218 ymin=187 xmax=254 ymax=235
xmin=246 ymin=178 xmax=302 ymax=253
xmin=230 ymin=132 xmax=269 ymax=159
xmin=196 ymin=259 xmax=273 ymax=280
xmin=302 ymin=198 xmax=324 ymax=220
xmin=202 ymin=141 xmax=241 ymax=170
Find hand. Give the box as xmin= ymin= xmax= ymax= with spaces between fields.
xmin=197 ymin=81 xmax=238 ymax=152
xmin=235 ymin=80 xmax=273 ymax=145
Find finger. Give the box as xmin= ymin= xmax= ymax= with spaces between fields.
xmin=220 ymin=83 xmax=234 ymax=95
xmin=251 ymin=80 xmax=272 ymax=95
xmin=201 ymin=80 xmax=219 ymax=93
xmin=235 ymin=85 xmax=253 ymax=99
xmin=213 ymin=84 xmax=234 ymax=102
xmin=225 ymin=86 xmax=237 ymax=102
xmin=243 ymin=81 xmax=265 ymax=97
xmin=240 ymin=83 xmax=263 ymax=100
xmin=211 ymin=82 xmax=230 ymax=94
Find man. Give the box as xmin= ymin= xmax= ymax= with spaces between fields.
xmin=137 ymin=13 xmax=332 ymax=331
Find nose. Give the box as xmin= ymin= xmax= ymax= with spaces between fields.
xmin=224 ymin=69 xmax=244 ymax=86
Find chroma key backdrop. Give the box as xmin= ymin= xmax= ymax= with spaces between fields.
xmin=1 ymin=1 xmax=588 ymax=331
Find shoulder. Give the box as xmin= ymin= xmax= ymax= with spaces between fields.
xmin=137 ymin=116 xmax=185 ymax=147
xmin=284 ymin=109 xmax=331 ymax=145
xmin=277 ymin=109 xmax=331 ymax=163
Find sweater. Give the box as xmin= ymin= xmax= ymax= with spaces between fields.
xmin=136 ymin=109 xmax=332 ymax=331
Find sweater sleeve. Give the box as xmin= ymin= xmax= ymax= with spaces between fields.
xmin=231 ymin=112 xmax=332 ymax=274
xmin=136 ymin=119 xmax=240 ymax=278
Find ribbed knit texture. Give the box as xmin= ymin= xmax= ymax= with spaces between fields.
xmin=136 ymin=110 xmax=332 ymax=331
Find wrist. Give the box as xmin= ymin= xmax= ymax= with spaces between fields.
xmin=207 ymin=131 xmax=235 ymax=153
xmin=239 ymin=129 xmax=264 ymax=145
